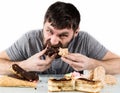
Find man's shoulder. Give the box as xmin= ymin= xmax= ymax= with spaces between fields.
xmin=78 ymin=31 xmax=89 ymax=35
xmin=24 ymin=29 xmax=43 ymax=38
xmin=78 ymin=31 xmax=90 ymax=39
xmin=25 ymin=29 xmax=42 ymax=36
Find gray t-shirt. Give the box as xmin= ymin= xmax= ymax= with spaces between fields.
xmin=6 ymin=29 xmax=108 ymax=74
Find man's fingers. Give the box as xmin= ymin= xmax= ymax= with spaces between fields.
xmin=61 ymin=57 xmax=84 ymax=71
xmin=46 ymin=54 xmax=56 ymax=62
xmin=61 ymin=57 xmax=78 ymax=66
xmin=61 ymin=57 xmax=72 ymax=64
xmin=37 ymin=48 xmax=47 ymax=57
xmin=64 ymin=53 xmax=83 ymax=62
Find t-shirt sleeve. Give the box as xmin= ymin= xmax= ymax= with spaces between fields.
xmin=86 ymin=32 xmax=108 ymax=60
xmin=6 ymin=34 xmax=29 ymax=61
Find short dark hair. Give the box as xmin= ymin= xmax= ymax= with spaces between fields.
xmin=44 ymin=1 xmax=81 ymax=31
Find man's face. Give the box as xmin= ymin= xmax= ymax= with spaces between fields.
xmin=43 ymin=21 xmax=77 ymax=48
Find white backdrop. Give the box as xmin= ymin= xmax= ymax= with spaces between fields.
xmin=0 ymin=0 xmax=120 ymax=55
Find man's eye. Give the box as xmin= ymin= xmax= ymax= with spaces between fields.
xmin=47 ymin=30 xmax=50 ymax=33
xmin=46 ymin=30 xmax=52 ymax=34
xmin=60 ymin=35 xmax=68 ymax=38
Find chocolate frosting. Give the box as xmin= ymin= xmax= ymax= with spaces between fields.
xmin=44 ymin=39 xmax=62 ymax=59
xmin=12 ymin=64 xmax=39 ymax=81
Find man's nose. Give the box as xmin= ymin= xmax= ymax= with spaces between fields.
xmin=50 ymin=35 xmax=60 ymax=45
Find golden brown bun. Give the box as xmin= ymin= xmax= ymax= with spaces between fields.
xmin=92 ymin=66 xmax=106 ymax=85
xmin=88 ymin=66 xmax=117 ymax=86
xmin=0 ymin=75 xmax=37 ymax=88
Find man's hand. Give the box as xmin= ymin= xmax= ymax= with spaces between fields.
xmin=61 ymin=53 xmax=96 ymax=71
xmin=19 ymin=49 xmax=56 ymax=72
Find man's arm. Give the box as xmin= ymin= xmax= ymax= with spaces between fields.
xmin=91 ymin=51 xmax=120 ymax=74
xmin=61 ymin=51 xmax=120 ymax=75
xmin=0 ymin=51 xmax=18 ymax=75
xmin=0 ymin=50 xmax=55 ymax=75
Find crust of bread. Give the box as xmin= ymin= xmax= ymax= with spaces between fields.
xmin=0 ymin=76 xmax=37 ymax=88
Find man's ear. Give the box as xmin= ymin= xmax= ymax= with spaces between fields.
xmin=74 ymin=27 xmax=80 ymax=37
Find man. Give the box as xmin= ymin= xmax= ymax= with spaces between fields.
xmin=0 ymin=1 xmax=120 ymax=75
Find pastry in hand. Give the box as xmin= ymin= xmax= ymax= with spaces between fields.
xmin=58 ymin=48 xmax=68 ymax=57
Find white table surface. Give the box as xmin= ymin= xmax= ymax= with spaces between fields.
xmin=0 ymin=74 xmax=120 ymax=93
